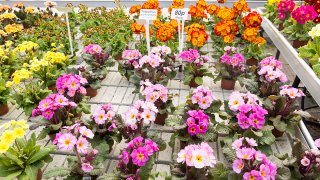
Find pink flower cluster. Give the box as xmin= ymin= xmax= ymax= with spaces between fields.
xmin=187 ymin=110 xmax=209 ymax=136
xmin=83 ymin=44 xmax=103 ymax=55
xmin=299 ymin=149 xmax=320 ymax=176
xmin=56 ymin=74 xmax=88 ymax=97
xmin=191 ymin=86 xmax=215 ymax=109
xmin=118 ymin=136 xmax=159 ymax=177
xmin=179 ymin=49 xmax=209 ymax=66
xmin=220 ymin=46 xmax=245 ymax=68
xmin=277 ymin=0 xmax=295 ymax=20
xmin=32 ymin=94 xmax=76 ymax=122
xmin=125 ymin=100 xmax=158 ymax=129
xmin=258 ymin=56 xmax=287 ymax=83
xmin=140 ymin=80 xmax=169 ymax=103
xmin=138 ymin=54 xmax=164 ymax=68
xmin=280 ymin=85 xmax=305 ymax=99
xmin=228 ymin=91 xmax=268 ymax=130
xmin=122 ymin=50 xmax=142 ymax=60
xmin=92 ymin=104 xmax=117 ymax=130
xmin=151 ymin=45 xmax=172 ymax=57
xmin=232 ymin=137 xmax=277 ymax=180
xmin=228 ymin=91 xmax=261 ymax=112
xmin=177 ymin=142 xmax=216 ymax=168
xmin=292 ymin=6 xmax=317 ymax=24
xmin=53 ymin=124 xmax=97 ymax=173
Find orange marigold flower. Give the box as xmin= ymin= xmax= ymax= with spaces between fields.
xmin=153 ymin=18 xmax=162 ymax=28
xmin=169 ymin=19 xmax=179 ymax=30
xmin=253 ymin=36 xmax=266 ymax=45
xmin=189 ymin=5 xmax=207 ymax=19
xmin=217 ymin=0 xmax=227 ymax=4
xmin=214 ymin=20 xmax=238 ymax=37
xmin=241 ymin=11 xmax=262 ymax=28
xmin=13 ymin=2 xmax=24 ymax=8
xmin=5 ymin=24 xmax=23 ymax=34
xmin=188 ymin=28 xmax=208 ymax=47
xmin=156 ymin=24 xmax=174 ymax=42
xmin=217 ymin=7 xmax=236 ymax=20
xmin=196 ymin=0 xmax=207 ymax=8
xmin=129 ymin=5 xmax=141 ymax=14
xmin=0 ymin=5 xmax=12 ymax=12
xmin=131 ymin=22 xmax=145 ymax=34
xmin=242 ymin=27 xmax=259 ymax=42
xmin=233 ymin=0 xmax=250 ymax=14
xmin=185 ymin=23 xmax=206 ymax=34
xmin=207 ymin=4 xmax=219 ymax=15
xmin=223 ymin=34 xmax=236 ymax=43
xmin=142 ymin=0 xmax=159 ymax=9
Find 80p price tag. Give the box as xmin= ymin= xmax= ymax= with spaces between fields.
xmin=171 ymin=8 xmax=188 ymax=20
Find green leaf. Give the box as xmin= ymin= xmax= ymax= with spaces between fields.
xmin=44 ymin=167 xmax=71 ymax=179
xmin=24 ymin=165 xmax=38 ymax=180
xmin=208 ymin=162 xmax=231 ymax=180
xmin=139 ymin=156 xmax=154 ymax=180
xmin=276 ymin=167 xmax=291 ymax=180
xmin=27 ymin=146 xmax=55 ymax=164
xmin=194 ymin=77 xmax=203 ymax=85
xmin=222 ymin=147 xmax=236 ymax=162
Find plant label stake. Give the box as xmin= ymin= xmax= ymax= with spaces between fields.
xmin=171 ymin=8 xmax=188 ymax=54
xmin=139 ymin=9 xmax=157 ymax=55
xmin=56 ymin=7 xmax=74 ymax=57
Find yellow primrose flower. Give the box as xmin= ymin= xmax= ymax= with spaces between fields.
xmin=0 ymin=30 xmax=7 ymax=37
xmin=14 ymin=127 xmax=26 ymax=138
xmin=0 ymin=13 xmax=17 ymax=21
xmin=14 ymin=41 xmax=39 ymax=53
xmin=1 ymin=130 xmax=16 ymax=144
xmin=267 ymin=0 xmax=280 ymax=5
xmin=23 ymin=63 xmax=29 ymax=68
xmin=0 ymin=141 xmax=9 ymax=154
xmin=59 ymin=44 xmax=65 ymax=48
xmin=16 ymin=119 xmax=29 ymax=129
xmin=5 ymin=40 xmax=13 ymax=47
xmin=44 ymin=51 xmax=67 ymax=64
xmin=25 ymin=6 xmax=36 ymax=14
xmin=4 ymin=24 xmax=23 ymax=34
xmin=5 ymin=81 xmax=13 ymax=88
xmin=51 ymin=42 xmax=56 ymax=47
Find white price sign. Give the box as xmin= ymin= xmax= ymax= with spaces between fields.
xmin=171 ymin=8 xmax=188 ymax=20
xmin=139 ymin=9 xmax=157 ymax=20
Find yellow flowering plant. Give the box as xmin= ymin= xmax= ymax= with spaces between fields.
xmin=29 ymin=51 xmax=72 ymax=87
xmin=264 ymin=0 xmax=280 ymax=22
xmin=6 ymin=68 xmax=51 ymax=116
xmin=0 ymin=73 xmax=10 ymax=106
xmin=0 ymin=41 xmax=39 ymax=77
xmin=12 ymin=3 xmax=40 ymax=29
xmin=0 ymin=13 xmax=18 ymax=26
xmin=0 ymin=120 xmax=55 ymax=180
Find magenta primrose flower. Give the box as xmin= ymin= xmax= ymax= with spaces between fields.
xmin=278 ymin=0 xmax=295 ymax=13
xmin=151 ymin=45 xmax=172 ymax=56
xmin=191 ymin=86 xmax=215 ymax=109
xmin=32 ymin=94 xmax=77 ymax=123
xmin=179 ymin=49 xmax=207 ymax=66
xmin=117 ymin=137 xmax=159 ymax=178
xmin=299 ymin=148 xmax=320 ymax=175
xmin=280 ymin=85 xmax=305 ymax=99
xmin=53 ymin=125 xmax=97 ymax=173
xmin=177 ymin=142 xmax=217 ymax=168
xmin=83 ymin=44 xmax=103 ymax=55
xmin=122 ymin=50 xmax=142 ymax=60
xmin=292 ymin=6 xmax=318 ymax=24
xmin=56 ymin=74 xmax=88 ymax=97
xmin=131 ymin=147 xmax=149 ymax=166
xmin=258 ymin=56 xmax=287 ymax=83
xmin=231 ymin=137 xmax=277 ymax=179
xmin=140 ymin=80 xmax=169 ymax=103
xmin=186 ymin=110 xmax=209 ymax=135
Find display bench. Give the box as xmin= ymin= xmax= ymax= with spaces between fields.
xmin=257 ymin=7 xmax=318 ymax=149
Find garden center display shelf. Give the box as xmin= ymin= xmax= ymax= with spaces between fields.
xmin=257 ymin=7 xmax=317 ymax=149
